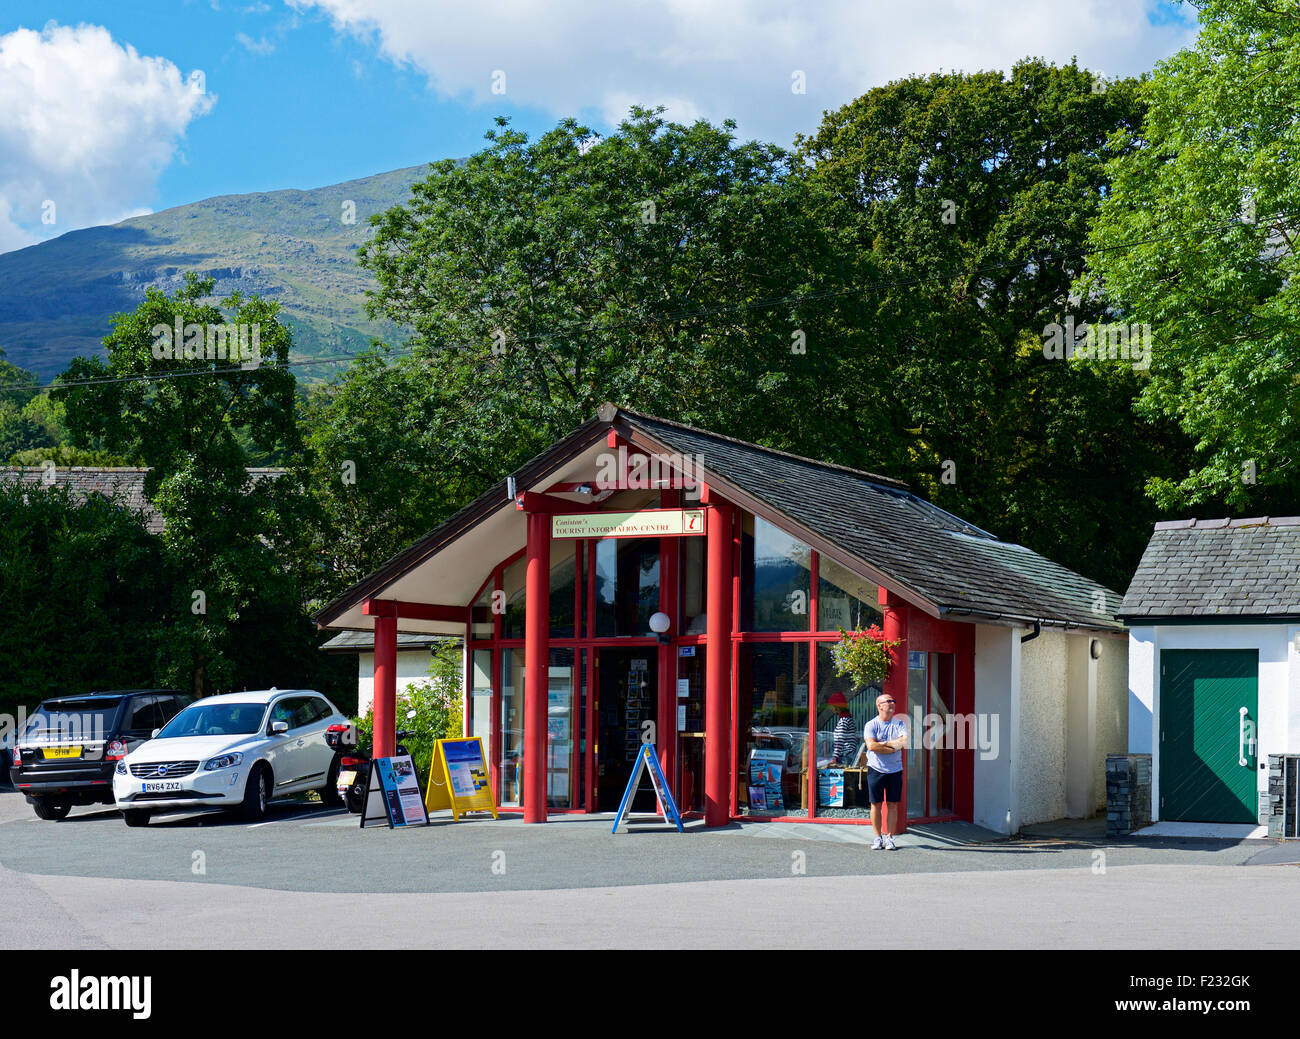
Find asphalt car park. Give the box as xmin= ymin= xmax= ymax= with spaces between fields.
xmin=0 ymin=785 xmax=1281 ymax=898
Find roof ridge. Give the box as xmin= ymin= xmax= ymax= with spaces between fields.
xmin=1154 ymin=515 xmax=1300 ymax=530
xmin=610 ymin=404 xmax=909 ymax=491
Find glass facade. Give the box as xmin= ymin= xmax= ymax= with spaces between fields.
xmin=503 ymin=547 xmax=577 ymax=640
xmin=679 ymin=535 xmax=707 ymax=635
xmin=502 ymin=557 xmax=526 ymax=641
xmin=906 ymin=651 xmax=957 ymax=819
xmin=470 ymin=648 xmax=492 ymax=751
xmin=593 ymin=537 xmax=660 ymax=637
xmin=499 ymin=647 xmax=524 ymax=806
xmin=546 ymin=648 xmax=576 ymax=808
xmin=741 ymin=516 xmax=812 ymax=632
xmin=449 ymin=492 xmax=971 ymax=827
xmin=818 ymin=555 xmax=883 ymax=632
xmin=738 ymin=642 xmax=811 ymax=815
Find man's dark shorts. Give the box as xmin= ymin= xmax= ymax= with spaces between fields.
xmin=866 ymin=766 xmax=902 ymax=805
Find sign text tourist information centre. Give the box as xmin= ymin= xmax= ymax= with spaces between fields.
xmin=552 ymin=508 xmax=707 ymax=540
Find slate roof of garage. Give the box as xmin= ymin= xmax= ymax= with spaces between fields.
xmin=320 ymin=631 xmax=449 ymax=651
xmin=317 ymin=404 xmax=1124 ymax=633
xmin=1119 ymin=516 xmax=1300 ymax=619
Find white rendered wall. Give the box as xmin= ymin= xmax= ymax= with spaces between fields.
xmin=1018 ymin=628 xmax=1069 ymax=826
xmin=1128 ymin=623 xmax=1295 ymax=822
xmin=973 ymin=623 xmax=1017 ymax=834
xmin=1093 ymin=633 xmax=1129 ymax=812
xmin=1065 ymin=634 xmax=1095 ymax=818
xmin=356 ymin=649 xmax=437 ymax=716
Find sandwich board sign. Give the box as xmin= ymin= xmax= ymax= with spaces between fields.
xmin=360 ymin=755 xmax=429 ymax=828
xmin=611 ymin=743 xmax=684 ymax=834
xmin=424 ymin=736 xmax=499 ymax=820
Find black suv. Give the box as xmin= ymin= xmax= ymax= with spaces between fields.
xmin=10 ymin=690 xmax=193 ymax=820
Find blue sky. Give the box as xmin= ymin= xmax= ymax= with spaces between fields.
xmin=0 ymin=0 xmax=1199 ymax=253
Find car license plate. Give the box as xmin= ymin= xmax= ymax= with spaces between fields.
xmin=337 ymin=770 xmax=357 ymax=788
xmin=141 ymin=781 xmax=181 ymax=792
xmin=42 ymin=746 xmax=81 ymax=759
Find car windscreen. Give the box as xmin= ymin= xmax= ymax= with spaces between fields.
xmin=23 ymin=700 xmax=124 ymax=743
xmin=157 ymin=702 xmax=267 ymax=738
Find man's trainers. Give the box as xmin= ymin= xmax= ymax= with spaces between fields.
xmin=871 ymin=835 xmax=885 ymax=850
xmin=883 ymin=835 xmax=897 ymax=851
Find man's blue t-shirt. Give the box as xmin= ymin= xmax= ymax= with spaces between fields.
xmin=864 ymin=716 xmax=908 ymax=773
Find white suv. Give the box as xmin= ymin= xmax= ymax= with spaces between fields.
xmin=113 ymin=689 xmax=349 ymax=826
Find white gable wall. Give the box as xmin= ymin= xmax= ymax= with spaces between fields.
xmin=356 ymin=649 xmax=438 ymax=717
xmin=1127 ymin=622 xmax=1297 ymax=822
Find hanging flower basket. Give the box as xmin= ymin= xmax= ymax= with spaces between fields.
xmin=830 ymin=625 xmax=900 ymax=688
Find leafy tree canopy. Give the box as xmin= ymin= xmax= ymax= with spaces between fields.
xmin=1086 ymin=0 xmax=1300 ymax=509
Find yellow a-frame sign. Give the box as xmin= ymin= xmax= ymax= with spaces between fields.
xmin=424 ymin=736 xmax=499 ymax=820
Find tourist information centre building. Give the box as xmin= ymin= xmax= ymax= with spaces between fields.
xmin=316 ymin=404 xmax=1129 ymax=832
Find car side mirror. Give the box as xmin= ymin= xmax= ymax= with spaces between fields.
xmin=270 ymin=720 xmax=289 ymax=735
xmin=151 ymin=728 xmax=160 ymax=738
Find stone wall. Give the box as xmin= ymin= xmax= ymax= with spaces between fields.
xmin=1268 ymin=754 xmax=1298 ymax=838
xmin=1105 ymin=753 xmax=1151 ymax=836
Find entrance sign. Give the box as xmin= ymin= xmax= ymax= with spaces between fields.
xmin=552 ymin=508 xmax=706 ymax=541
xmin=360 ymin=755 xmax=429 ymax=828
xmin=611 ymin=744 xmax=684 ymax=834
xmin=424 ymin=737 xmax=499 ymax=820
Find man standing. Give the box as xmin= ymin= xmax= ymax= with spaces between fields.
xmin=865 ymin=691 xmax=908 ymax=850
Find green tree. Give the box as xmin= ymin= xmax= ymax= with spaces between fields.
xmin=0 ymin=481 xmax=171 ymax=717
xmin=1086 ymin=0 xmax=1300 ymax=509
xmin=56 ymin=275 xmax=332 ymax=696
xmin=308 ymin=108 xmax=827 ymax=587
xmin=795 ymin=60 xmax=1185 ymax=589
xmin=0 ymin=361 xmax=56 ymax=461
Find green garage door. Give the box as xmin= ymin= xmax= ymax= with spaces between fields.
xmin=1160 ymin=649 xmax=1259 ymax=823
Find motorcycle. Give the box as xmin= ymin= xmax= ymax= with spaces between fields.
xmin=326 ymin=709 xmax=417 ymax=814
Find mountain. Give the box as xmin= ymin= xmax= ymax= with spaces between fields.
xmin=0 ymin=165 xmax=431 ymax=381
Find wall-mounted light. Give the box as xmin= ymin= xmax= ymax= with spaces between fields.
xmin=649 ymin=611 xmax=671 ymax=644
xmin=1090 ymin=638 xmax=1103 ymax=660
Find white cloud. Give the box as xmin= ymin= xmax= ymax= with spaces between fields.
xmin=287 ymin=0 xmax=1197 ymax=142
xmin=0 ymin=23 xmax=215 ymax=253
xmin=236 ymin=31 xmax=277 ymax=55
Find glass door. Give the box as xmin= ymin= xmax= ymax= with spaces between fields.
xmin=906 ymin=650 xmax=956 ymax=820
xmin=595 ymin=647 xmax=659 ymax=811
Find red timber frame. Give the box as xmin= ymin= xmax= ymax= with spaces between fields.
xmin=368 ymin=440 xmax=978 ymax=829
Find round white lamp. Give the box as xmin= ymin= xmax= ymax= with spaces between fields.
xmin=649 ymin=612 xmax=671 ymax=635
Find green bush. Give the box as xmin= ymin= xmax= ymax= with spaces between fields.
xmin=351 ymin=640 xmax=464 ymax=792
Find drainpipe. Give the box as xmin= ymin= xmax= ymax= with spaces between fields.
xmin=1020 ymin=621 xmax=1041 ymax=644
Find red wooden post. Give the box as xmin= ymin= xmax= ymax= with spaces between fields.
xmin=523 ymin=509 xmax=550 ymax=822
xmin=373 ymin=612 xmax=397 ymax=760
xmin=658 ymin=489 xmax=680 ymax=807
xmin=704 ymin=497 xmax=733 ymax=827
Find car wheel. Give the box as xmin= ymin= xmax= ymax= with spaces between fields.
xmin=320 ymin=755 xmax=343 ymax=807
xmin=122 ymin=809 xmax=151 ymax=827
xmin=240 ymin=764 xmax=271 ymax=822
xmin=32 ymin=798 xmax=71 ymax=821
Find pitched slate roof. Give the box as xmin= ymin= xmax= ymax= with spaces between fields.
xmin=0 ymin=467 xmax=162 ymax=532
xmin=0 ymin=466 xmax=286 ymax=535
xmin=320 ymin=631 xmax=450 ymax=652
xmin=616 ymin=409 xmax=1123 ymax=632
xmin=316 ymin=404 xmax=1123 ymax=633
xmin=1119 ymin=516 xmax=1300 ymax=619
